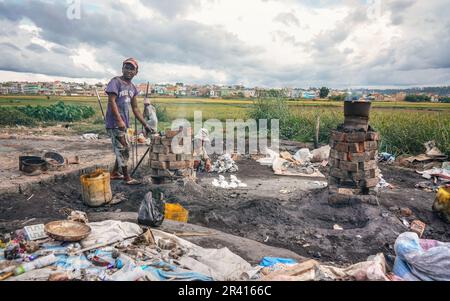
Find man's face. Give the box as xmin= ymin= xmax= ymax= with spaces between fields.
xmin=122 ymin=63 xmax=137 ymax=80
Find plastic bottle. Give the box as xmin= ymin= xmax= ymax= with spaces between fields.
xmin=14 ymin=254 xmax=58 ymax=276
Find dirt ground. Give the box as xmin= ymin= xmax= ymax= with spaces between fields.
xmin=0 ymin=134 xmax=448 ymax=267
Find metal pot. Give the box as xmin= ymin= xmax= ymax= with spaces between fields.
xmin=344 ymin=101 xmax=372 ymax=118
xmin=22 ymin=158 xmax=47 ymax=175
xmin=19 ymin=156 xmax=42 ymax=172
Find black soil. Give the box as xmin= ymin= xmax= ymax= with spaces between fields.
xmin=0 ymin=158 xmax=448 ymax=266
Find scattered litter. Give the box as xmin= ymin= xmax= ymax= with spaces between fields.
xmin=400 ymin=208 xmax=412 ymax=217
xmin=356 ymin=235 xmax=362 ymax=239
xmin=311 ymin=145 xmax=331 ymax=163
xmin=378 ymin=152 xmax=396 ymax=164
xmin=26 ymin=194 xmax=34 ymax=201
xmin=293 ymin=148 xmax=313 ymax=164
xmin=410 ymin=220 xmax=426 ymax=238
xmin=393 ymin=232 xmax=450 ymax=281
xmin=263 ymin=236 xmax=269 ymax=243
xmin=424 ymin=141 xmax=447 ymax=159
xmin=68 ymin=211 xmax=89 ymax=224
xmin=211 ymin=154 xmax=238 ymax=173
xmin=376 ymin=173 xmax=394 ymax=189
xmin=81 ymin=133 xmax=99 ymax=140
xmin=280 ymin=189 xmax=290 ymax=194
xmin=258 ymin=254 xmax=389 ymax=281
xmin=433 ymin=186 xmax=450 ymax=223
xmin=23 ymin=224 xmax=47 ymax=241
xmin=256 ymin=148 xmax=279 ymax=166
xmin=212 ymin=175 xmax=247 ymax=189
xmin=259 ymin=257 xmax=297 ymax=267
xmin=333 ymin=224 xmax=344 ymax=231
xmin=110 ymin=192 xmax=127 ymax=205
xmin=401 ymin=218 xmax=410 ymax=228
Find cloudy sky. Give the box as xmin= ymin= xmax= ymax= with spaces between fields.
xmin=0 ymin=0 xmax=449 ymax=88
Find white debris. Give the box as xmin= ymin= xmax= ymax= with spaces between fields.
xmin=311 ymin=145 xmax=331 ymax=163
xmin=333 ymin=224 xmax=344 ymax=231
xmin=376 ymin=173 xmax=394 ymax=189
xmin=256 ymin=148 xmax=279 ymax=166
xmin=81 ymin=133 xmax=99 ymax=140
xmin=212 ymin=175 xmax=247 ymax=189
xmin=211 ymin=154 xmax=239 ymax=173
xmin=293 ymin=148 xmax=313 ymax=164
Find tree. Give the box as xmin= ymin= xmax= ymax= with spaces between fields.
xmin=320 ymin=87 xmax=330 ymax=98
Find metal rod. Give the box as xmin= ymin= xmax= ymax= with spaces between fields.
xmin=131 ymin=146 xmax=151 ymax=177
xmin=95 ymin=88 xmax=105 ymax=120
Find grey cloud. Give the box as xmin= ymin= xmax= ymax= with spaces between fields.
xmin=140 ymin=0 xmax=202 ymax=18
xmin=26 ymin=43 xmax=47 ymax=53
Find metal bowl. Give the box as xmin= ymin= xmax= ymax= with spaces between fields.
xmin=44 ymin=220 xmax=91 ymax=242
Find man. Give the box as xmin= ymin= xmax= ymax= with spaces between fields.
xmin=193 ymin=128 xmax=212 ymax=172
xmin=143 ymin=97 xmax=158 ymax=135
xmin=105 ymin=58 xmax=153 ymax=185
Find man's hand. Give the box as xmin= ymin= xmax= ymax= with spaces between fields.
xmin=117 ymin=120 xmax=126 ymax=131
xmin=144 ymin=124 xmax=155 ymax=134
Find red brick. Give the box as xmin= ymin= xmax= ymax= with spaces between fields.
xmin=158 ymin=154 xmax=177 ymax=162
xmin=331 ymin=131 xmax=346 ymax=142
xmin=152 ymin=145 xmax=171 ymax=154
xmin=330 ymin=168 xmax=349 ymax=179
xmin=366 ymin=132 xmax=380 ymax=141
xmin=165 ymin=130 xmax=181 ymax=138
xmin=151 ymin=161 xmax=167 ymax=169
xmin=348 ymin=152 xmax=366 ymax=162
xmin=150 ymin=153 xmax=159 ymax=161
xmin=363 ymin=177 xmax=379 ymax=188
xmin=348 ymin=142 xmax=365 ymax=153
xmin=364 ymin=141 xmax=379 ymax=151
xmin=161 ymin=137 xmax=174 ymax=146
xmin=152 ymin=136 xmax=161 ymax=144
xmin=360 ymin=160 xmax=377 ymax=171
xmin=168 ymin=161 xmax=188 ymax=169
xmin=410 ymin=220 xmax=426 ymax=238
xmin=185 ymin=160 xmax=194 ymax=168
xmin=340 ymin=161 xmax=359 ymax=172
xmin=346 ymin=132 xmax=367 ymax=143
xmin=335 ymin=142 xmax=349 ymax=153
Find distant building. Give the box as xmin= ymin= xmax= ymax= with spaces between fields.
xmin=302 ymin=91 xmax=317 ymax=99
xmin=395 ymin=92 xmax=406 ymax=101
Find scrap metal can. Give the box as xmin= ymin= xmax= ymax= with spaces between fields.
xmin=80 ymin=169 xmax=113 ymax=207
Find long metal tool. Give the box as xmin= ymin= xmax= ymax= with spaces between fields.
xmin=95 ymin=88 xmax=105 ymax=120
xmin=131 ymin=146 xmax=151 ymax=177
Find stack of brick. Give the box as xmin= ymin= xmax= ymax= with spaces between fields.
xmin=328 ymin=129 xmax=381 ymax=204
xmin=149 ymin=129 xmax=195 ymax=181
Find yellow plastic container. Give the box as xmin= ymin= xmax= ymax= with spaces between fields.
xmin=165 ymin=203 xmax=189 ymax=223
xmin=433 ymin=186 xmax=450 ymax=223
xmin=80 ymin=169 xmax=113 ymax=207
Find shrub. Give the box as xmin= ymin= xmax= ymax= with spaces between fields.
xmin=0 ymin=107 xmax=36 ymax=126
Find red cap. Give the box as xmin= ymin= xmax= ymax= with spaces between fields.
xmin=123 ymin=58 xmax=139 ymax=70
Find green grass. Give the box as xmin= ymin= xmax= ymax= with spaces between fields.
xmin=1 ymin=96 xmax=449 ymax=156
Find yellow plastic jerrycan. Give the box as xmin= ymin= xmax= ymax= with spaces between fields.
xmin=433 ymin=186 xmax=450 ymax=223
xmin=80 ymin=169 xmax=113 ymax=207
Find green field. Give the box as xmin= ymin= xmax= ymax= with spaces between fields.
xmin=1 ymin=95 xmax=449 ymax=156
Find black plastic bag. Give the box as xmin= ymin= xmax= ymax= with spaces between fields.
xmin=138 ymin=191 xmax=165 ymax=227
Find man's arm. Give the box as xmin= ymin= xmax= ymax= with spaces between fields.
xmin=131 ymin=96 xmax=153 ymax=133
xmin=108 ymin=93 xmax=126 ymax=130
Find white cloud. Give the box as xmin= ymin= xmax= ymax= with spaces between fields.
xmin=0 ymin=0 xmax=448 ymax=88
